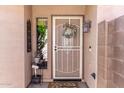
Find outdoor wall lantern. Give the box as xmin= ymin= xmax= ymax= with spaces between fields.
xmin=83 ymin=19 xmax=91 ymax=33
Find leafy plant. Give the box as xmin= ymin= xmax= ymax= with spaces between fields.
xmin=37 ymin=20 xmax=47 ymax=58
xmin=37 ymin=20 xmax=47 ymax=50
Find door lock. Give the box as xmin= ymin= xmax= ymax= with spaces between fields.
xmin=54 ymin=46 xmax=57 ymax=51
xmin=54 ymin=48 xmax=57 ymax=51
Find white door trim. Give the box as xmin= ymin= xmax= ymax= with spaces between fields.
xmin=52 ymin=16 xmax=83 ymax=79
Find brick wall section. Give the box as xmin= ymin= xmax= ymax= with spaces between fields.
xmin=97 ymin=21 xmax=107 ymax=87
xmin=107 ymin=15 xmax=124 ymax=88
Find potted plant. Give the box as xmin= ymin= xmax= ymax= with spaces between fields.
xmin=32 ymin=19 xmax=47 ymax=84
xmin=32 ymin=65 xmax=41 ymax=84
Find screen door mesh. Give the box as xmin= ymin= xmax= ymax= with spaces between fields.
xmin=54 ymin=18 xmax=81 ymax=78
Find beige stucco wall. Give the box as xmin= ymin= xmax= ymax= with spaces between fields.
xmin=0 ymin=6 xmax=25 ymax=87
xmin=84 ymin=5 xmax=97 ymax=88
xmin=32 ymin=5 xmax=86 ymax=81
xmin=97 ymin=5 xmax=124 ymax=23
xmin=0 ymin=5 xmax=32 ymax=88
xmin=24 ymin=5 xmax=32 ymax=87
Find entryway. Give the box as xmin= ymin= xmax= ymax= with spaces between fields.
xmin=52 ymin=16 xmax=83 ymax=80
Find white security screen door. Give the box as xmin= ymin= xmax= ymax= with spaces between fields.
xmin=53 ymin=16 xmax=83 ymax=79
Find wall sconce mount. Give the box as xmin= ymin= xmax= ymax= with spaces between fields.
xmin=83 ymin=19 xmax=91 ymax=33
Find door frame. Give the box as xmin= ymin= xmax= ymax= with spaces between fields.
xmin=52 ymin=15 xmax=83 ymax=79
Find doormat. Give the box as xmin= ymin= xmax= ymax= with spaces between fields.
xmin=48 ymin=81 xmax=79 ymax=88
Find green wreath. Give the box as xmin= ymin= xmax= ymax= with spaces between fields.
xmin=63 ymin=23 xmax=77 ymax=38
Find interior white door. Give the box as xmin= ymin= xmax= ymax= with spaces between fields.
xmin=53 ymin=16 xmax=83 ymax=79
